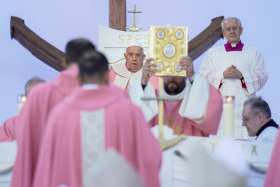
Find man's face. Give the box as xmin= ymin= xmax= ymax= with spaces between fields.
xmin=222 ymin=20 xmax=242 ymax=44
xmin=242 ymin=105 xmax=261 ymax=136
xmin=163 ymin=76 xmax=186 ymax=95
xmin=124 ymin=46 xmax=145 ymax=73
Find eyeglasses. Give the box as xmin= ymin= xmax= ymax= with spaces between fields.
xmin=223 ymin=26 xmax=240 ymax=32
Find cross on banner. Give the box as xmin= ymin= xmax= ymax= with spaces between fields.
xmin=127 ymin=4 xmax=142 ymax=32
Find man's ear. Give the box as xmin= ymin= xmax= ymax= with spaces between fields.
xmin=240 ymin=26 xmax=243 ymax=35
xmin=142 ymin=54 xmax=146 ymax=63
xmin=256 ymin=113 xmax=262 ymax=121
xmin=255 ymin=112 xmax=265 ymax=126
xmin=78 ymin=76 xmax=83 ymax=86
xmin=104 ymin=71 xmax=110 ymax=84
xmin=222 ymin=30 xmax=226 ymax=38
xmin=258 ymin=112 xmax=267 ymax=122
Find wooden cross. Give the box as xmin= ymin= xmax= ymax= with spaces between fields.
xmin=10 ymin=0 xmax=224 ymax=71
xmin=109 ymin=0 xmax=126 ymax=31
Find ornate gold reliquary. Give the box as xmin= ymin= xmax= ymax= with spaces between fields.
xmin=149 ymin=26 xmax=188 ymax=77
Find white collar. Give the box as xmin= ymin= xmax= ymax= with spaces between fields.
xmin=230 ymin=43 xmax=237 ymax=47
xmin=82 ymin=83 xmax=99 ymax=90
xmin=111 ymin=62 xmax=142 ymax=79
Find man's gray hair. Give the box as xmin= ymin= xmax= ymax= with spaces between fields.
xmin=24 ymin=77 xmax=46 ymax=96
xmin=244 ymin=97 xmax=271 ymax=118
xmin=221 ymin=17 xmax=242 ymax=31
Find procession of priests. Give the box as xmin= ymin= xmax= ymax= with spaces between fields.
xmin=1 ymin=17 xmax=279 ymax=187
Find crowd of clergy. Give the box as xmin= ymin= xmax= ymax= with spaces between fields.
xmin=0 ymin=17 xmax=279 ymax=187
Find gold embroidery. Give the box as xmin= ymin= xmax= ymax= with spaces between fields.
xmin=166 ymin=117 xmax=184 ymax=135
xmin=174 ymin=125 xmax=183 ymax=135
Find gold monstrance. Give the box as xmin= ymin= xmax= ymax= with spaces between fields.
xmin=150 ymin=26 xmax=188 ymax=77
xmin=149 ymin=26 xmax=188 ymax=150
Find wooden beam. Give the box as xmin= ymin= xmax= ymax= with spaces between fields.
xmin=109 ymin=0 xmax=126 ymax=31
xmin=189 ymin=16 xmax=224 ymax=60
xmin=10 ymin=16 xmax=65 ymax=71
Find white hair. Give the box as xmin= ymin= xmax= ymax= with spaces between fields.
xmin=221 ymin=17 xmax=242 ymax=31
xmin=126 ymin=45 xmax=144 ymax=51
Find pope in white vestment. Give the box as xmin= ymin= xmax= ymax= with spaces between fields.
xmin=200 ymin=17 xmax=268 ymax=138
xmin=109 ymin=45 xmax=161 ymax=122
xmin=109 ymin=45 xmax=147 ymax=90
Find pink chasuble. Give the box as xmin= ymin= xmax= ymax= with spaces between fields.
xmin=264 ymin=131 xmax=280 ymax=187
xmin=33 ymin=85 xmax=162 ymax=187
xmin=151 ymin=84 xmax=223 ymax=136
xmin=0 ymin=115 xmax=20 ymax=142
xmin=11 ymin=65 xmax=79 ymax=187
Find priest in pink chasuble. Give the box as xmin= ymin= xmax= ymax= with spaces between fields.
xmin=128 ymin=56 xmax=223 ymax=136
xmin=200 ymin=17 xmax=268 ymax=138
xmin=11 ymin=38 xmax=96 ymax=187
xmin=33 ymin=51 xmax=162 ymax=187
xmin=0 ymin=77 xmax=45 ymax=142
xmin=0 ymin=116 xmax=20 ymax=142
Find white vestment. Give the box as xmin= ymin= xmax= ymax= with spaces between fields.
xmin=111 ymin=62 xmax=143 ymax=90
xmin=189 ymin=139 xmax=249 ymax=187
xmin=246 ymin=126 xmax=278 ymax=187
xmin=250 ymin=126 xmax=278 ymax=166
xmin=128 ymin=73 xmax=210 ymax=124
xmin=200 ymin=45 xmax=268 ymax=139
xmin=110 ymin=62 xmax=158 ymax=121
xmin=90 ymin=150 xmax=144 ymax=187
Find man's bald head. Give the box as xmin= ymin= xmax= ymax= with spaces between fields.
xmin=124 ymin=46 xmax=145 ymax=73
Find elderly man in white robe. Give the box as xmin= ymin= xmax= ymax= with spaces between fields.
xmin=110 ymin=45 xmax=146 ymax=90
xmin=109 ymin=45 xmax=161 ymax=121
xmin=200 ymin=17 xmax=268 ymax=138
